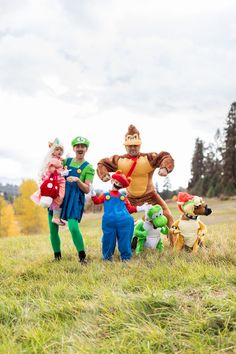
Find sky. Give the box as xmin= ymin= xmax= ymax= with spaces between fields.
xmin=0 ymin=0 xmax=235 ymax=192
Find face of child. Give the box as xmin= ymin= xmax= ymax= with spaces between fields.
xmin=111 ymin=179 xmax=123 ymax=190
xmin=53 ymin=147 xmax=63 ymax=158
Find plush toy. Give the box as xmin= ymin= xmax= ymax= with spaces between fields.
xmin=40 ymin=168 xmax=60 ymax=207
xmin=132 ymin=205 xmax=169 ymax=255
xmin=170 ymin=192 xmax=212 ymax=252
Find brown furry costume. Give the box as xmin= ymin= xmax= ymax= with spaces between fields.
xmin=97 ymin=125 xmax=175 ymax=227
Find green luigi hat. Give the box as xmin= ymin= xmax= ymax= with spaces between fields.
xmin=71 ymin=136 xmax=90 ymax=147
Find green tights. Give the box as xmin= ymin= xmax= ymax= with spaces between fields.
xmin=48 ymin=213 xmax=85 ymax=253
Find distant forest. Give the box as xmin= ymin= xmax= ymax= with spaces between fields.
xmin=1 ymin=102 xmax=236 ymax=203
xmin=188 ymin=102 xmax=236 ymax=197
xmin=160 ymin=102 xmax=236 ymax=199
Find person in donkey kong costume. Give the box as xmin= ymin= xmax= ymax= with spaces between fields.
xmin=97 ymin=124 xmax=175 ymax=241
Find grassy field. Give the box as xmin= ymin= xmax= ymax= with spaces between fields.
xmin=0 ymin=199 xmax=236 ymax=353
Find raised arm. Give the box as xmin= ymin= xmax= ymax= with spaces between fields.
xmin=91 ymin=194 xmax=105 ymax=205
xmin=146 ymin=151 xmax=174 ymax=173
xmin=97 ymin=155 xmax=120 ymax=182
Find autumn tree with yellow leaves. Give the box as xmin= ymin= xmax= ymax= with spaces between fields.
xmin=0 ymin=195 xmax=20 ymax=237
xmin=14 ymin=180 xmax=48 ymax=235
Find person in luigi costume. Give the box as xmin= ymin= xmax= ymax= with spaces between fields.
xmin=48 ymin=136 xmax=95 ymax=263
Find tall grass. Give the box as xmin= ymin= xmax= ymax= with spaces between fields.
xmin=0 ymin=202 xmax=235 ymax=353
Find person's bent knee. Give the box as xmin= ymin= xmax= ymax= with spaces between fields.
xmin=68 ymin=222 xmax=79 ymax=234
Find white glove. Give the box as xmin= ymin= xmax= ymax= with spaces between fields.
xmin=136 ymin=203 xmax=151 ymax=212
xmin=90 ymin=185 xmax=96 ymax=197
xmin=60 ymin=169 xmax=72 ymax=177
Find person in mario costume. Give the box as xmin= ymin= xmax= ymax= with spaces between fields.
xmin=48 ymin=136 xmax=95 ymax=263
xmin=97 ymin=124 xmax=175 ymax=233
xmin=91 ymin=171 xmax=149 ymax=261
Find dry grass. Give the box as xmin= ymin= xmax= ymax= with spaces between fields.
xmin=0 ymin=199 xmax=235 ymax=353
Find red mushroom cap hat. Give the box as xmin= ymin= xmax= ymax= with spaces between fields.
xmin=177 ymin=192 xmax=194 ymax=213
xmin=177 ymin=192 xmax=204 ymax=215
xmin=111 ymin=170 xmax=132 ymax=188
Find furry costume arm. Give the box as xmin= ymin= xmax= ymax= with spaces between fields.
xmin=97 ymin=155 xmax=120 ymax=181
xmin=170 ymin=219 xmax=181 ymax=234
xmin=146 ymin=151 xmax=174 ymax=173
xmin=156 ymin=239 xmax=164 ymax=252
xmin=160 ymin=225 xmax=169 ymax=235
xmin=134 ymin=220 xmax=148 ymax=255
xmin=198 ymin=220 xmax=207 ymax=236
xmin=134 ymin=220 xmax=148 ymax=239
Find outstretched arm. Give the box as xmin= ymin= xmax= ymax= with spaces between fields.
xmin=146 ymin=152 xmax=174 ymax=173
xmin=170 ymin=219 xmax=181 ymax=234
xmin=198 ymin=221 xmax=207 ymax=236
xmin=134 ymin=221 xmax=148 ymax=240
xmin=91 ymin=194 xmax=105 ymax=205
xmin=97 ymin=155 xmax=120 ymax=181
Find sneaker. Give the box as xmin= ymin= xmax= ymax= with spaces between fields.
xmin=54 ymin=251 xmax=62 ymax=261
xmin=78 ymin=251 xmax=87 ymax=265
xmin=52 ymin=218 xmax=65 ymax=226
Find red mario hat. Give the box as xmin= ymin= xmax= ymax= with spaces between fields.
xmin=177 ymin=192 xmax=194 ymax=213
xmin=111 ymin=170 xmax=131 ymax=188
xmin=177 ymin=192 xmax=204 ymax=215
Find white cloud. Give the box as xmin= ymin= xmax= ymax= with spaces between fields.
xmin=0 ymin=0 xmax=235 ymax=191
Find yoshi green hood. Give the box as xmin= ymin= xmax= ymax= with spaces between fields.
xmin=146 ymin=205 xmax=168 ymax=229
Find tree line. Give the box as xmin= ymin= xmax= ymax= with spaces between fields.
xmin=188 ymin=102 xmax=236 ymax=197
xmin=0 ymin=180 xmax=48 ymax=237
xmin=0 ymin=102 xmax=235 ymax=237
xmin=0 ymin=179 xmax=103 ymax=237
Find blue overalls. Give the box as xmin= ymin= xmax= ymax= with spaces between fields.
xmin=102 ymin=192 xmax=134 ymax=261
xmin=61 ymin=158 xmax=89 ymax=222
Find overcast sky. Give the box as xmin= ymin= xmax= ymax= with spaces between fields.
xmin=0 ymin=0 xmax=235 ymax=191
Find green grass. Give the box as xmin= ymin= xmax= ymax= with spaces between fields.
xmin=0 ymin=200 xmax=236 ymax=353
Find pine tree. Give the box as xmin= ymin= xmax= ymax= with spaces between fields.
xmin=204 ymin=132 xmax=223 ymax=197
xmin=161 ymin=176 xmax=172 ymax=200
xmin=222 ymin=102 xmax=236 ymax=195
xmin=188 ymin=138 xmax=205 ymax=194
